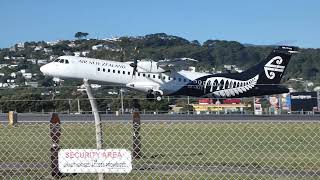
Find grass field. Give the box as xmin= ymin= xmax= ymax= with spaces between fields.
xmin=1 ymin=121 xmax=320 ymax=179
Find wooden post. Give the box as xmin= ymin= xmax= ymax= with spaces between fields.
xmin=50 ymin=113 xmax=62 ymax=178
xmin=132 ymin=99 xmax=142 ymax=159
xmin=8 ymin=111 xmax=18 ymax=127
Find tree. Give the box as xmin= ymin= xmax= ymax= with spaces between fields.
xmin=74 ymin=32 xmax=89 ymax=39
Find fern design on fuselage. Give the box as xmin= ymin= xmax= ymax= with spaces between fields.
xmin=203 ymin=75 xmax=259 ymax=97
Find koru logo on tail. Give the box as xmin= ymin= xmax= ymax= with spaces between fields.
xmin=264 ymin=56 xmax=285 ymax=79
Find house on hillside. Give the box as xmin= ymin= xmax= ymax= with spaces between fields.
xmin=68 ymin=42 xmax=76 ymax=48
xmin=46 ymin=40 xmax=61 ymax=46
xmin=34 ymin=46 xmax=43 ymax=51
xmin=9 ymin=65 xmax=18 ymax=69
xmin=25 ymin=81 xmax=38 ymax=88
xmin=10 ymin=73 xmax=16 ymax=78
xmin=92 ymin=44 xmax=104 ymax=50
xmin=37 ymin=59 xmax=48 ymax=65
xmin=0 ymin=64 xmax=8 ymax=68
xmin=74 ymin=51 xmax=90 ymax=57
xmin=22 ymin=73 xmax=32 ymax=79
xmin=27 ymin=59 xmax=37 ymax=64
xmin=44 ymin=48 xmax=53 ymax=53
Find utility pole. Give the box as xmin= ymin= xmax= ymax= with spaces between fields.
xmin=120 ymin=88 xmax=124 ymax=114
xmin=187 ymin=96 xmax=190 ymax=114
xmin=278 ymin=94 xmax=282 ymax=115
xmin=68 ymin=99 xmax=71 ymax=114
xmin=77 ymin=99 xmax=81 ymax=114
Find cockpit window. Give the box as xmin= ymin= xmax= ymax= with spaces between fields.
xmin=54 ymin=58 xmax=69 ymax=64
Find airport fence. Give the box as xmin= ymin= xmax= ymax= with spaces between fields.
xmin=1 ymin=116 xmax=320 ymax=179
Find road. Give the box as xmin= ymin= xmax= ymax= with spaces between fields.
xmin=1 ymin=113 xmax=320 ymax=123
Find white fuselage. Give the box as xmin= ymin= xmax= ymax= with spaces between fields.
xmin=40 ymin=56 xmax=210 ymax=96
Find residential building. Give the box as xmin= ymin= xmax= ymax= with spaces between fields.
xmin=22 ymin=73 xmax=32 ymax=79
xmin=25 ymin=81 xmax=39 ymax=88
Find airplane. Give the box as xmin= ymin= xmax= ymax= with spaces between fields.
xmin=40 ymin=46 xmax=299 ymax=101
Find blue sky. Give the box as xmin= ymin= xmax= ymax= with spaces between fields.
xmin=1 ymin=0 xmax=319 ymax=48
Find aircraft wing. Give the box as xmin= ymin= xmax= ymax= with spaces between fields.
xmin=157 ymin=58 xmax=198 ymax=71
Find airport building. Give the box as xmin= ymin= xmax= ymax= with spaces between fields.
xmin=191 ymin=98 xmax=250 ymax=114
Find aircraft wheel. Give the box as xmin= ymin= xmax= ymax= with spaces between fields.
xmin=156 ymin=96 xmax=162 ymax=101
xmin=146 ymin=93 xmax=155 ymax=101
xmin=154 ymin=91 xmax=162 ymax=101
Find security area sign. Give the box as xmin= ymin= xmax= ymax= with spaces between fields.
xmin=58 ymin=149 xmax=132 ymax=173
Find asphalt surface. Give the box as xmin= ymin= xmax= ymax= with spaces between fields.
xmin=1 ymin=113 xmax=320 ymax=123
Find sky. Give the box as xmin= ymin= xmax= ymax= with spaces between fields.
xmin=1 ymin=0 xmax=319 ymax=48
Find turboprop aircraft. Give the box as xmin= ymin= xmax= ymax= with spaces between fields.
xmin=40 ymin=46 xmax=298 ymax=101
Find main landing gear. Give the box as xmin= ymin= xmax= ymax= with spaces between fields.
xmin=146 ymin=90 xmax=163 ymax=101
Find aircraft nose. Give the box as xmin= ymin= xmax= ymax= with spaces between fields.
xmin=40 ymin=64 xmax=50 ymax=75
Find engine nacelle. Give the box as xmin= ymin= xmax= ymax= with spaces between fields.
xmin=126 ymin=82 xmax=160 ymax=93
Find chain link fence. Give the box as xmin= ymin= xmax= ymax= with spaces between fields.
xmin=1 ymin=117 xmax=320 ymax=179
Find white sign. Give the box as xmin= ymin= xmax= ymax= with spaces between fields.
xmin=269 ymin=96 xmax=278 ymax=105
xmin=58 ymin=149 xmax=132 ymax=173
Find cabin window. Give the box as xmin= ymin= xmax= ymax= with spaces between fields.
xmin=108 ymin=69 xmax=110 ymax=72
xmin=103 ymin=68 xmax=105 ymax=72
xmin=138 ymin=73 xmax=140 ymax=76
xmin=158 ymin=75 xmax=161 ymax=79
xmin=168 ymin=77 xmax=171 ymax=80
xmin=113 ymin=70 xmax=115 ymax=73
xmin=123 ymin=71 xmax=125 ymax=74
xmin=148 ymin=74 xmax=150 ymax=78
xmin=173 ymin=77 xmax=176 ymax=81
xmin=118 ymin=70 xmax=120 ymax=74
xmin=65 ymin=60 xmax=69 ymax=64
xmin=59 ymin=59 xmax=64 ymax=63
xmin=98 ymin=68 xmax=100 ymax=71
xmin=128 ymin=71 xmax=131 ymax=75
xmin=178 ymin=78 xmax=181 ymax=82
xmin=143 ymin=74 xmax=146 ymax=77
xmin=153 ymin=75 xmax=156 ymax=78
xmin=184 ymin=79 xmax=186 ymax=82
xmin=163 ymin=76 xmax=166 ymax=80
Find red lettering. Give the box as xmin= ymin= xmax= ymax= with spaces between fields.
xmin=113 ymin=152 xmax=117 ymax=158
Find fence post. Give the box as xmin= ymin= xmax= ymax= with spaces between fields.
xmin=83 ymin=79 xmax=104 ymax=180
xmin=50 ymin=113 xmax=62 ymax=178
xmin=8 ymin=111 xmax=18 ymax=127
xmin=132 ymin=99 xmax=142 ymax=159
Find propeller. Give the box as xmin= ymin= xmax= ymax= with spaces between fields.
xmin=130 ymin=47 xmax=140 ymax=77
xmin=130 ymin=59 xmax=138 ymax=76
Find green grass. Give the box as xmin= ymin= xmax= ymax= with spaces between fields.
xmin=1 ymin=122 xmax=320 ymax=179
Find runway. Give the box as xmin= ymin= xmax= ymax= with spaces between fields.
xmin=1 ymin=113 xmax=320 ymax=123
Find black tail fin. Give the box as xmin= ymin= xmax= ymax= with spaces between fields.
xmin=242 ymin=46 xmax=299 ymax=85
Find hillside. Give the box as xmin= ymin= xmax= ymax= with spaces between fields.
xmin=0 ymin=33 xmax=319 ymax=112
